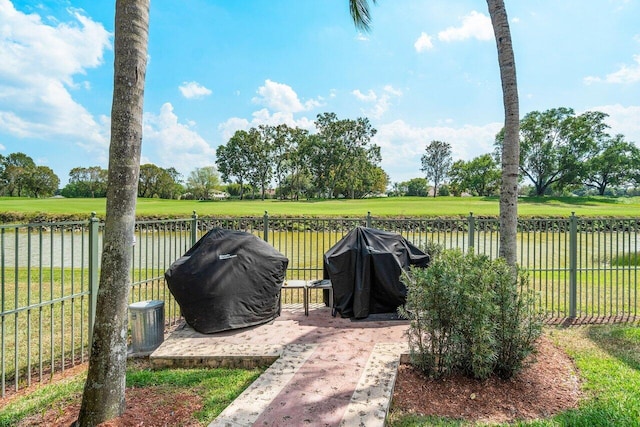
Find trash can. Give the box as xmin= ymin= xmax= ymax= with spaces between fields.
xmin=129 ymin=300 xmax=165 ymax=354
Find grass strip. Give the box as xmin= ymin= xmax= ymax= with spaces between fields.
xmin=0 ymin=374 xmax=86 ymax=427
xmin=0 ymin=361 xmax=263 ymax=426
xmin=4 ymin=195 xmax=640 ymax=219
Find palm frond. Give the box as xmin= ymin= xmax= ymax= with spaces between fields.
xmin=349 ymin=0 xmax=377 ymax=32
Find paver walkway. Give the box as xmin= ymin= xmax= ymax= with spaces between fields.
xmin=150 ymin=308 xmax=410 ymax=426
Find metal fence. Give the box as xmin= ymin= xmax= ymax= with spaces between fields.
xmin=1 ymin=211 xmax=639 ymax=396
xmin=0 ymin=213 xmax=194 ymax=398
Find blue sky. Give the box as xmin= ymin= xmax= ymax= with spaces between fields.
xmin=1 ymin=0 xmax=639 ymax=187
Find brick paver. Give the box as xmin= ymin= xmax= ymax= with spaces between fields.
xmin=150 ymin=308 xmax=410 ymax=427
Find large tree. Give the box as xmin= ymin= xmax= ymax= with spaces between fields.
xmin=285 ymin=127 xmax=311 ymax=200
xmin=76 ymin=0 xmax=149 ymax=425
xmin=497 ymin=108 xmax=609 ymax=196
xmin=421 ymin=140 xmax=452 ymax=198
xmin=583 ymin=134 xmax=640 ymax=195
xmin=266 ymin=124 xmax=294 ymax=199
xmin=310 ymin=112 xmax=379 ymax=198
xmin=186 ymin=166 xmax=221 ymax=200
xmin=64 ymin=166 xmax=108 ymax=198
xmin=0 ymin=152 xmax=36 ymax=196
xmin=138 ymin=164 xmax=182 ymax=199
xmin=249 ymin=126 xmax=275 ymax=200
xmin=449 ymin=154 xmax=501 ymax=196
xmin=404 ymin=177 xmax=429 ymax=197
xmin=216 ymin=130 xmax=254 ymax=200
xmin=27 ymin=166 xmax=60 ymax=198
xmin=349 ymin=0 xmax=520 ymax=265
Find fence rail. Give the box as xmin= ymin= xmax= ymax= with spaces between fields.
xmin=1 ymin=211 xmax=639 ymax=396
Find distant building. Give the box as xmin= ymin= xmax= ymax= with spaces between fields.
xmin=209 ymin=190 xmax=230 ymax=200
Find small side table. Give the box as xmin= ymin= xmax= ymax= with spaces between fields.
xmin=307 ymin=279 xmax=333 ymax=316
xmin=281 ymin=280 xmax=308 ymax=314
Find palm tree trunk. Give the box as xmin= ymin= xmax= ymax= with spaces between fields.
xmin=347 ymin=0 xmax=520 ymax=264
xmin=76 ymin=0 xmax=149 ymax=425
xmin=487 ymin=0 xmax=519 ymax=267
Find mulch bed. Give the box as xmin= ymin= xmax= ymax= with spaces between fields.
xmin=391 ymin=335 xmax=582 ymax=424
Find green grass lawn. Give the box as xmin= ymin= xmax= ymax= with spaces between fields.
xmin=0 ymin=362 xmax=263 ymax=426
xmin=2 ymin=195 xmax=640 ymax=219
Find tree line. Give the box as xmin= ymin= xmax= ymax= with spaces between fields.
xmin=0 ymin=112 xmax=388 ymax=200
xmin=393 ymin=107 xmax=639 ymax=198
xmin=2 ymin=107 xmax=638 ymax=200
xmin=0 ymin=152 xmax=60 ymax=198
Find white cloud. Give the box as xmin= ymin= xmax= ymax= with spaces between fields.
xmin=588 ymin=104 xmax=640 ymax=144
xmin=252 ymin=79 xmax=322 ymax=113
xmin=218 ymin=109 xmax=315 ymax=141
xmin=178 ymin=81 xmax=212 ymax=99
xmin=0 ymin=1 xmax=110 ymax=145
xmin=219 ymin=80 xmax=319 ymax=141
xmin=35 ymin=157 xmax=49 ymax=166
xmin=351 ymin=85 xmax=403 ymax=119
xmin=584 ymin=54 xmax=640 ymax=84
xmin=218 ymin=117 xmax=250 ymax=140
xmin=143 ymin=103 xmax=216 ymax=177
xmin=383 ymin=85 xmax=403 ymax=97
xmin=414 ymin=32 xmax=434 ymax=52
xmin=0 ymin=142 xmax=5 ymax=151
xmin=355 ymin=32 xmax=369 ymax=42
xmin=352 ymin=89 xmax=377 ymax=102
xmin=374 ymin=119 xmax=502 ymax=183
xmin=611 ymin=0 xmax=632 ymax=12
xmin=437 ymin=11 xmax=493 ymax=42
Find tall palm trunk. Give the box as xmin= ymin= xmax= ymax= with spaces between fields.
xmin=349 ymin=0 xmax=520 ymax=266
xmin=76 ymin=0 xmax=149 ymax=425
xmin=487 ymin=0 xmax=519 ymax=266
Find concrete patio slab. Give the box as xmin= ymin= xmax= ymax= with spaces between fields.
xmin=150 ymin=308 xmax=411 ymax=426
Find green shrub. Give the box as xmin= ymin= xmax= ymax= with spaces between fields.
xmin=422 ymin=241 xmax=444 ymax=260
xmin=437 ymin=185 xmax=450 ymax=196
xmin=611 ymin=251 xmax=640 ymax=266
xmin=492 ymin=263 xmax=543 ymax=379
xmin=400 ymin=249 xmax=543 ymax=380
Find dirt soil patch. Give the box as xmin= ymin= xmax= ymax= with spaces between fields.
xmin=391 ymin=336 xmax=582 ymax=424
xmin=17 ymin=386 xmax=203 ymax=427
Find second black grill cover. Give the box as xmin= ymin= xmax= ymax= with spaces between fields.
xmin=323 ymin=226 xmax=429 ymax=319
xmin=165 ymin=228 xmax=288 ymax=333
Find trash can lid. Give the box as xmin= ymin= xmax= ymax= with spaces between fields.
xmin=129 ymin=300 xmax=164 ymax=310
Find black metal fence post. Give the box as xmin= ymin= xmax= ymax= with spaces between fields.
xmin=468 ymin=212 xmax=475 ymax=251
xmin=191 ymin=211 xmax=198 ymax=247
xmin=263 ymin=211 xmax=269 ymax=243
xmin=569 ymin=212 xmax=578 ymax=318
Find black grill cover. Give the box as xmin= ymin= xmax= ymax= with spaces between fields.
xmin=323 ymin=226 xmax=429 ymax=319
xmin=165 ymin=228 xmax=288 ymax=333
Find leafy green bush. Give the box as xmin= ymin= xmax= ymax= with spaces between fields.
xmin=422 ymin=241 xmax=444 ymax=260
xmin=492 ymin=262 xmax=544 ymax=379
xmin=399 ymin=249 xmax=543 ymax=380
xmin=611 ymin=251 xmax=640 ymax=266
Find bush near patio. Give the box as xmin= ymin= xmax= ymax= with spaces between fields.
xmin=400 ymin=248 xmax=544 ymax=380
